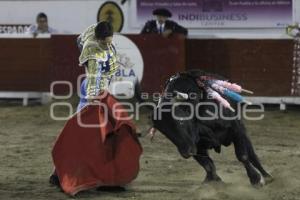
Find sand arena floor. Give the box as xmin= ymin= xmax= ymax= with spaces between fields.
xmin=0 ymin=100 xmax=299 ymax=200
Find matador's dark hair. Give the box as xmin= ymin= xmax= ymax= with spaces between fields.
xmin=95 ymin=21 xmax=113 ymax=40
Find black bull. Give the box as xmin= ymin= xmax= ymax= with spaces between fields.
xmin=152 ymin=70 xmax=273 ymax=186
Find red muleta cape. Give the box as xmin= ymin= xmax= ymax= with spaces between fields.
xmin=51 ymin=93 xmax=143 ymax=195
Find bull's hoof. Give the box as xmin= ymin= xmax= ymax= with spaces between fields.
xmin=202 ymin=175 xmax=223 ymax=184
xmin=264 ymin=174 xmax=274 ymax=184
xmin=251 ymin=174 xmax=265 ymax=188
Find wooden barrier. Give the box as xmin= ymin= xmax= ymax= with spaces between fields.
xmin=126 ymin=34 xmax=186 ymax=93
xmin=0 ymin=35 xmax=295 ymax=99
xmin=48 ymin=34 xmax=185 ymax=95
xmin=186 ymin=39 xmax=294 ymax=96
xmin=50 ymin=35 xmax=83 ymax=96
xmin=0 ymin=38 xmax=51 ymax=91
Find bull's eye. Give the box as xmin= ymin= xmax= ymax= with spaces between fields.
xmin=189 ymin=92 xmax=198 ymax=100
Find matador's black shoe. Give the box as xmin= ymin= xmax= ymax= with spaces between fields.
xmin=96 ymin=186 xmax=126 ymax=192
xmin=49 ymin=174 xmax=61 ymax=188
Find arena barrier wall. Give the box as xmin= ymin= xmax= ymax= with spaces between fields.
xmin=0 ymin=35 xmax=296 ymax=101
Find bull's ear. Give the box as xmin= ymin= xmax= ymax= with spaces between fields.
xmin=174 ymin=90 xmax=188 ymax=101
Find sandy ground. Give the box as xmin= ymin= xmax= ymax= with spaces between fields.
xmin=0 ymin=99 xmax=300 ymax=200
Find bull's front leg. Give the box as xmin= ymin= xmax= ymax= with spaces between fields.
xmin=193 ymin=148 xmax=222 ymax=183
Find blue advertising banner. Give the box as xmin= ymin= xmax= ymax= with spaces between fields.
xmin=132 ymin=0 xmax=293 ymax=28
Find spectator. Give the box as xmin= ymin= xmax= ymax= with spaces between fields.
xmin=286 ymin=23 xmax=300 ymax=37
xmin=26 ymin=12 xmax=57 ymax=37
xmin=141 ymin=8 xmax=188 ymax=37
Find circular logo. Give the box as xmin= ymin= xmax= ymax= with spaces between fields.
xmin=97 ymin=1 xmax=124 ymax=32
xmin=108 ymin=34 xmax=144 ymax=97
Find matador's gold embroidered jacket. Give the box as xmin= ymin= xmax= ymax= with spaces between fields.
xmin=77 ymin=24 xmax=118 ymax=98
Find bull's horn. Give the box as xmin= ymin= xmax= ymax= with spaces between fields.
xmin=174 ymin=90 xmax=189 ymax=100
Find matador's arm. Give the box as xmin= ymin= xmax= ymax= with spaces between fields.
xmin=85 ymin=59 xmax=98 ymax=99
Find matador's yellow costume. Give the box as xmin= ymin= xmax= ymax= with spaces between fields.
xmin=77 ymin=24 xmax=118 ymax=110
